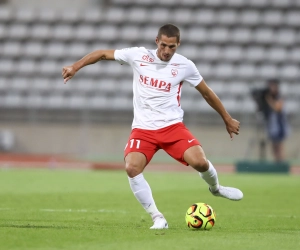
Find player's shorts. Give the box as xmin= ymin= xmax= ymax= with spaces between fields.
xmin=124 ymin=122 xmax=201 ymax=166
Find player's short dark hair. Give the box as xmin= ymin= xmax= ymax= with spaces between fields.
xmin=157 ymin=24 xmax=180 ymax=43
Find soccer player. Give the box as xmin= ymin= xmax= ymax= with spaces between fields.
xmin=62 ymin=24 xmax=243 ymax=229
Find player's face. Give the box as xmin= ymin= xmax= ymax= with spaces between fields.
xmin=155 ymin=35 xmax=180 ymax=62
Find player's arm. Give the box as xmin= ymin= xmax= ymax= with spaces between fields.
xmin=62 ymin=50 xmax=115 ymax=83
xmin=195 ymin=79 xmax=240 ymax=139
xmin=265 ymin=94 xmax=283 ymax=112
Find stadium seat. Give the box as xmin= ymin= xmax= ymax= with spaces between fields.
xmin=0 ymin=59 xmax=14 ymax=76
xmin=126 ymin=7 xmax=149 ymax=24
xmin=141 ymin=25 xmax=159 ymax=41
xmin=67 ymin=43 xmax=89 ymax=59
xmin=36 ymin=9 xmax=58 ymax=24
xmin=235 ymin=64 xmax=256 ymax=80
xmin=119 ymin=25 xmax=141 ymax=42
xmin=44 ymin=43 xmax=66 ymax=59
xmin=196 ymin=63 xmax=213 ymax=78
xmin=38 ymin=60 xmax=61 ymax=77
xmin=0 ymin=7 xmax=12 ymax=23
xmin=285 ymin=11 xmax=300 ymax=26
xmin=200 ymin=45 xmax=221 ymax=62
xmin=288 ymin=47 xmax=300 ymax=62
xmin=59 ymin=9 xmax=81 ymax=24
xmin=30 ymin=24 xmax=53 ymax=41
xmin=179 ymin=45 xmax=200 ymax=61
xmin=261 ymin=10 xmax=283 ymax=27
xmin=14 ymin=8 xmax=36 ymax=24
xmin=193 ymin=9 xmax=215 ymax=26
xmin=96 ymin=25 xmax=118 ymax=42
xmin=16 ymin=59 xmax=36 ymax=76
xmin=216 ymin=10 xmax=238 ymax=26
xmin=22 ymin=42 xmax=44 ymax=59
xmin=266 ymin=47 xmax=288 ymax=63
xmin=186 ymin=26 xmax=208 ymax=43
xmin=209 ymin=27 xmax=230 ymax=44
xmin=104 ymin=7 xmax=125 ymax=24
xmin=149 ymin=8 xmax=171 ymax=24
xmin=244 ymin=46 xmax=266 ymax=63
xmin=280 ymin=65 xmax=299 ymax=80
xmin=230 ymin=28 xmax=252 ymax=44
xmin=81 ymin=9 xmax=103 ymax=24
xmin=253 ymin=28 xmax=275 ymax=44
xmin=248 ymin=0 xmax=269 ymax=8
xmin=74 ymin=25 xmax=96 ymax=42
xmin=222 ymin=46 xmax=243 ymax=62
xmin=2 ymin=42 xmax=22 ymax=59
xmin=7 ymin=24 xmax=29 ymax=40
xmin=214 ymin=63 xmax=234 ymax=79
xmin=239 ymin=10 xmax=261 ymax=27
xmin=10 ymin=77 xmax=30 ymax=94
xmin=276 ymin=29 xmax=296 ymax=46
xmin=170 ymin=9 xmax=193 ymax=26
xmin=2 ymin=94 xmax=24 ymax=108
xmin=257 ymin=64 xmax=279 ymax=79
xmin=52 ymin=25 xmax=74 ymax=42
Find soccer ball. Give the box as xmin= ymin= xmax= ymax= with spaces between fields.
xmin=185 ymin=202 xmax=216 ymax=230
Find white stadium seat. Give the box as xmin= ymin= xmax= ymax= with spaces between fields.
xmin=2 ymin=42 xmax=22 ymax=59
xmin=23 ymin=42 xmax=44 ymax=59
xmin=244 ymin=46 xmax=266 ymax=62
xmin=104 ymin=7 xmax=126 ymax=24
xmin=262 ymin=10 xmax=283 ymax=27
xmin=288 ymin=48 xmax=300 ymax=63
xmin=16 ymin=60 xmax=36 ymax=76
xmin=253 ymin=28 xmax=275 ymax=44
xmin=0 ymin=7 xmax=12 ymax=23
xmin=235 ymin=64 xmax=256 ymax=79
xmin=200 ymin=45 xmax=221 ymax=62
xmin=74 ymin=25 xmax=96 ymax=41
xmin=96 ymin=25 xmax=118 ymax=42
xmin=119 ymin=25 xmax=141 ymax=42
xmin=81 ymin=9 xmax=103 ymax=24
xmin=149 ymin=8 xmax=171 ymax=24
xmin=44 ymin=43 xmax=66 ymax=59
xmin=14 ymin=9 xmax=36 ymax=24
xmin=258 ymin=64 xmax=279 ymax=79
xmin=276 ymin=29 xmax=296 ymax=46
xmin=266 ymin=47 xmax=288 ymax=63
xmin=186 ymin=26 xmax=208 ymax=43
xmin=209 ymin=27 xmax=230 ymax=43
xmin=230 ymin=28 xmax=252 ymax=44
xmin=0 ymin=60 xmax=14 ymax=76
xmin=7 ymin=24 xmax=28 ymax=40
xmin=239 ymin=10 xmax=261 ymax=27
xmin=216 ymin=10 xmax=238 ymax=26
xmin=222 ymin=46 xmax=243 ymax=62
xmin=30 ymin=24 xmax=53 ymax=41
xmin=52 ymin=25 xmax=74 ymax=41
xmin=194 ymin=9 xmax=215 ymax=26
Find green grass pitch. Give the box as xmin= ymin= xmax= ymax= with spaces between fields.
xmin=0 ymin=169 xmax=299 ymax=250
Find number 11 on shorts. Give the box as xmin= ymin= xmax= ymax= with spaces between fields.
xmin=125 ymin=139 xmax=141 ymax=150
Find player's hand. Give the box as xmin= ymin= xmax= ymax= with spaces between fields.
xmin=225 ymin=117 xmax=240 ymax=140
xmin=62 ymin=65 xmax=76 ymax=83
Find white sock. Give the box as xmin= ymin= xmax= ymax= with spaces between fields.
xmin=128 ymin=173 xmax=161 ymax=220
xmin=199 ymin=160 xmax=220 ymax=192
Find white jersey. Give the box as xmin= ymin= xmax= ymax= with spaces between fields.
xmin=114 ymin=47 xmax=203 ymax=130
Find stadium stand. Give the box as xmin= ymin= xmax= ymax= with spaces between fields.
xmin=0 ymin=0 xmax=299 ymax=124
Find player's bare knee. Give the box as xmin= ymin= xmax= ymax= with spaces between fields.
xmin=190 ymin=157 xmax=209 ymax=172
xmin=125 ymin=161 xmax=143 ymax=178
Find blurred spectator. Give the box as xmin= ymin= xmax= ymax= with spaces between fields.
xmin=263 ymin=79 xmax=290 ymax=162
